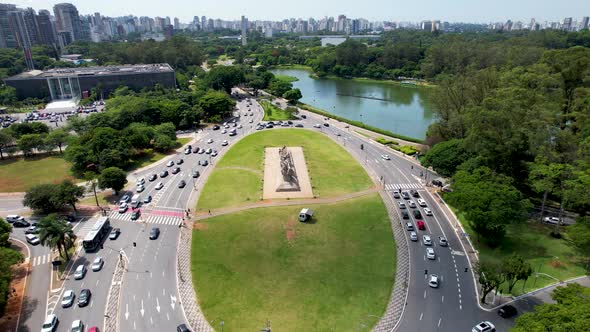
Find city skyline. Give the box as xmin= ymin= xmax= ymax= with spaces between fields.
xmin=8 ymin=0 xmax=590 ymax=23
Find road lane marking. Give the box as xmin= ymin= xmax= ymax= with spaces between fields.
xmin=442 ymin=295 xmax=444 ymax=302
xmin=424 ymin=290 xmax=427 ymax=298
xmin=438 ymin=318 xmax=442 ymax=327
xmin=419 ymin=312 xmax=423 ymax=320
xmin=96 ymin=279 xmax=99 ymax=286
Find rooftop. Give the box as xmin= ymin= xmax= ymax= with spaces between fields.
xmin=5 ymin=63 xmax=174 ymax=80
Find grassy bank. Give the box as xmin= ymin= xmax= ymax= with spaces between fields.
xmin=274 ymin=74 xmax=299 ymax=83
xmin=298 ymin=103 xmax=424 ymax=144
xmin=192 ymin=193 xmax=394 ymax=331
xmin=260 ymin=100 xmax=297 ymax=121
xmin=269 ymin=64 xmax=313 ymax=70
xmin=0 ymin=155 xmax=81 ymax=192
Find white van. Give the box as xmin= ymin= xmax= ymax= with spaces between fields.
xmin=25 ymin=234 xmax=40 ymax=245
xmin=131 ymin=194 xmax=141 ymax=208
xmin=6 ymin=214 xmax=25 ymax=223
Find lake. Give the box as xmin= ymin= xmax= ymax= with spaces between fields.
xmin=271 ymin=68 xmax=435 ymax=140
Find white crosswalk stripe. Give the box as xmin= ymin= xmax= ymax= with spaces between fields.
xmin=107 ymin=210 xmax=181 ymax=226
xmin=385 ymin=183 xmax=422 ymax=190
xmin=31 ymin=253 xmax=51 ymax=267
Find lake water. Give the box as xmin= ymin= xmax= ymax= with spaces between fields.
xmin=271 ymin=68 xmax=435 ymax=140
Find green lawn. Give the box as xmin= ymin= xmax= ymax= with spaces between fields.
xmin=197 ymin=129 xmax=373 ymax=211
xmin=260 ymin=100 xmax=297 ymax=121
xmin=274 ymin=74 xmax=299 ymax=83
xmin=192 ymin=193 xmax=394 ymax=331
xmin=0 ymin=155 xmax=81 ymax=192
xmin=454 ymin=209 xmax=587 ymax=296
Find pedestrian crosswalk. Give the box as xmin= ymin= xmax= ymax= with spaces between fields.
xmin=107 ymin=211 xmax=182 ymax=226
xmin=384 ymin=183 xmax=422 ymax=190
xmin=31 ymin=253 xmax=51 ymax=267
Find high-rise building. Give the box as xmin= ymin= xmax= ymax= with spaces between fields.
xmin=562 ymin=17 xmax=573 ymax=31
xmin=351 ymin=19 xmax=360 ymax=34
xmin=580 ymin=16 xmax=589 ymax=30
xmin=0 ymin=3 xmax=18 ymax=48
xmin=421 ymin=20 xmax=433 ymax=31
xmin=173 ymin=17 xmax=180 ymax=30
xmin=7 ymin=9 xmax=35 ymax=69
xmin=37 ymin=10 xmax=56 ymax=46
xmin=201 ymin=16 xmax=206 ymax=31
xmin=241 ymin=15 xmax=248 ymax=46
xmin=53 ymin=3 xmax=85 ymax=46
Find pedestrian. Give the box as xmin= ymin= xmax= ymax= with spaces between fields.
xmin=188 ymin=208 xmax=191 ymax=213
xmin=208 ymin=209 xmax=211 ymax=215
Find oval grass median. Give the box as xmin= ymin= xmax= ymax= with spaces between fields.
xmin=191 ymin=193 xmax=395 ymax=331
xmin=196 ymin=129 xmax=373 ymax=211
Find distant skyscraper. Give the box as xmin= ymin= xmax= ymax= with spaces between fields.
xmin=201 ymin=16 xmax=206 ymax=31
xmin=173 ymin=17 xmax=180 ymax=30
xmin=53 ymin=3 xmax=85 ymax=46
xmin=582 ymin=16 xmax=589 ymax=30
xmin=0 ymin=3 xmax=18 ymax=48
xmin=562 ymin=17 xmax=573 ymax=31
xmin=37 ymin=9 xmax=56 ymax=46
xmin=351 ymin=19 xmax=360 ymax=34
xmin=7 ymin=9 xmax=35 ymax=69
xmin=241 ymin=15 xmax=248 ymax=46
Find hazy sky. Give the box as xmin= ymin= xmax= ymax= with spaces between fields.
xmin=9 ymin=0 xmax=590 ymax=23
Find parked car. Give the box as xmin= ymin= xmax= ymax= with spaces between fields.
xmin=136 ymin=178 xmax=145 ymax=186
xmin=61 ymin=289 xmax=75 ymax=307
xmin=211 ymin=150 xmax=218 ymax=157
xmin=200 ymin=160 xmax=209 ymax=166
xmin=212 ymin=125 xmax=220 ymax=130
xmin=149 ymin=227 xmax=160 ymax=240
xmin=91 ymin=257 xmax=104 ymax=271
xmin=543 ymin=216 xmax=563 ymax=225
xmin=74 ymin=264 xmax=86 ymax=280
xmin=136 ymin=185 xmax=145 ymax=193
xmin=78 ymin=289 xmax=91 ymax=307
xmin=25 ymin=234 xmax=40 ymax=245
xmin=6 ymin=215 xmax=25 ymax=223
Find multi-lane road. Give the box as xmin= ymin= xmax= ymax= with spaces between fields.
xmin=7 ymin=93 xmax=517 ymax=332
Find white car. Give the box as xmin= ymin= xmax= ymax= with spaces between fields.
xmin=237 ymin=124 xmax=243 ymax=129
xmin=381 ymin=154 xmax=390 ymax=160
xmin=423 ymin=235 xmax=432 ymax=246
xmin=155 ymin=182 xmax=164 ymax=190
xmin=207 ymin=138 xmax=213 ymax=144
xmin=136 ymin=178 xmax=145 ymax=186
xmin=426 ymin=247 xmax=436 ymax=260
xmin=221 ymin=129 xmax=227 ymax=134
xmin=166 ymin=160 xmax=174 ymax=167
xmin=543 ymin=216 xmax=562 ymax=225
xmin=417 ymin=198 xmax=427 ymax=207
xmin=41 ymin=314 xmax=58 ymax=332
xmin=136 ymin=185 xmax=145 ymax=193
xmin=91 ymin=257 xmax=104 ymax=271
xmin=314 ymin=124 xmax=321 ymax=128
xmin=25 ymin=234 xmax=40 ymax=245
xmin=73 ymin=264 xmax=86 ymax=280
xmin=221 ymin=140 xmax=228 ymax=146
xmin=211 ymin=150 xmax=218 ymax=157
xmin=70 ymin=319 xmax=84 ymax=332
xmin=472 ymin=321 xmax=496 ymax=332
xmin=249 ymin=119 xmax=253 ymax=123
xmin=428 ymin=274 xmax=439 ymax=288
xmin=408 ymin=200 xmax=417 ymax=208
xmin=424 ymin=208 xmax=433 ymax=216
xmin=118 ymin=202 xmax=128 ymax=213
xmin=398 ymin=201 xmax=406 ymax=209
xmin=61 ymin=290 xmax=75 ymax=307
xmin=410 ymin=231 xmax=418 ymax=241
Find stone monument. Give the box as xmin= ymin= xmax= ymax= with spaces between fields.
xmin=276 ymin=146 xmax=301 ymax=192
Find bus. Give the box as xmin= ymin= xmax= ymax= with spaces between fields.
xmin=82 ymin=217 xmax=110 ymax=252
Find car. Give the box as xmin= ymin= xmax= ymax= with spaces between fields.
xmin=41 ymin=314 xmax=58 ymax=332
xmin=323 ymin=123 xmax=329 ymax=127
xmin=61 ymin=289 xmax=75 ymax=307
xmin=249 ymin=119 xmax=254 ymax=123
xmin=6 ymin=214 xmax=26 ymax=223
xmin=149 ymin=227 xmax=160 ymax=240
xmin=295 ymin=123 xmax=304 ymax=128
xmin=393 ymin=190 xmax=400 ymax=199
xmin=381 ymin=154 xmax=391 ymax=160
xmin=237 ymin=124 xmax=243 ymax=129
xmin=70 ymin=319 xmax=84 ymax=332
xmin=171 ymin=167 xmax=181 ymax=174
xmin=192 ymin=147 xmax=199 ymax=154
xmin=424 ymin=208 xmax=433 ymax=216
xmin=406 ymin=222 xmax=414 ymax=231
xmin=201 ymin=160 xmax=209 ymax=166
xmin=438 ymin=236 xmax=448 ymax=247
xmin=313 ymin=124 xmax=321 ymax=128
xmin=25 ymin=234 xmax=40 ymax=245
xmin=207 ymin=138 xmax=213 ymax=144
xmin=498 ymin=305 xmax=517 ymax=318
xmin=229 ymin=131 xmax=237 ymax=136
xmin=221 ymin=129 xmax=227 ymax=134
xmin=428 ymin=274 xmax=439 ymax=288
xmin=177 ymin=323 xmax=192 ymax=332
xmin=426 ymin=247 xmax=436 ymax=260
xmin=423 ymin=235 xmax=432 ymax=246
xmin=78 ymin=289 xmax=91 ymax=307
xmin=109 ymin=228 xmax=120 ymax=240
xmin=398 ymin=201 xmax=406 ymax=209
xmin=416 ymin=220 xmax=426 ymax=230
xmin=198 ymin=148 xmax=205 ymax=154
xmin=155 ymin=182 xmax=164 ymax=190
xmin=177 ymin=158 xmax=184 ymax=165
xmin=221 ymin=140 xmax=228 ymax=146
xmin=119 ymin=194 xmax=130 ymax=203
xmin=543 ymin=216 xmax=562 ymax=225
xmin=401 ymin=210 xmax=409 ymax=219
xmin=166 ymin=160 xmax=175 ymax=167
xmin=411 ymin=189 xmax=420 ymax=198
xmin=205 ymin=148 xmax=212 ymax=154
xmin=13 ymin=220 xmax=30 ymax=228
xmin=87 ymin=327 xmax=99 ymax=332
xmin=136 ymin=178 xmax=145 ymax=186
xmin=408 ymin=200 xmax=417 ymax=208
xmin=192 ymin=170 xmax=200 ymax=178
xmin=118 ymin=202 xmax=128 ymax=213
xmin=472 ymin=321 xmax=496 ymax=332
xmin=184 ymin=148 xmax=191 ymax=155
xmin=212 ymin=125 xmax=220 ymax=130
xmin=143 ymin=195 xmax=152 ymax=203
xmin=25 ymin=225 xmax=39 ymax=234
xmin=74 ymin=264 xmax=86 ymax=280
xmin=178 ymin=180 xmax=186 ymax=188
xmin=410 ymin=231 xmax=418 ymax=241
xmin=413 ymin=209 xmax=422 ymax=219
xmin=160 ymin=170 xmax=169 ymax=178
xmin=91 ymin=257 xmax=104 ymax=271
xmin=417 ymin=198 xmax=427 ymax=207
xmin=211 ymin=150 xmax=218 ymax=157
xmin=148 ymin=174 xmax=157 ymax=182
xmin=401 ymin=191 xmax=410 ymax=200
xmin=136 ymin=185 xmax=145 ymax=193
xmin=131 ymin=210 xmax=141 ymax=220
xmin=301 ymin=114 xmax=307 ymax=119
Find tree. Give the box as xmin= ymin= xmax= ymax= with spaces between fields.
xmin=205 ymin=65 xmax=246 ymax=93
xmin=502 ymin=254 xmax=533 ymax=294
xmin=475 ymin=260 xmax=503 ymax=303
xmin=0 ymin=247 xmax=23 ymax=315
xmin=23 ymin=184 xmax=58 ymax=213
xmin=446 ymin=167 xmax=531 ymax=246
xmin=0 ymin=218 xmax=11 ymax=247
xmin=37 ymin=215 xmax=76 ymax=261
xmin=421 ymin=139 xmax=471 ymax=177
xmin=45 ymin=129 xmax=70 ymax=153
xmin=84 ymin=172 xmax=100 ymax=207
xmin=512 ymin=283 xmax=590 ymax=331
xmin=98 ymin=167 xmax=127 ymax=195
xmin=267 ymin=78 xmax=292 ymax=97
xmin=17 ymin=133 xmax=45 ymax=156
xmin=53 ymin=180 xmax=84 ymax=212
xmin=0 ymin=130 xmax=14 ymax=160
xmin=568 ymin=216 xmax=590 ymax=270
xmin=283 ymin=88 xmax=302 ymax=104
xmin=199 ymin=90 xmax=235 ymax=121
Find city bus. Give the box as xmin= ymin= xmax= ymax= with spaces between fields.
xmin=82 ymin=217 xmax=110 ymax=252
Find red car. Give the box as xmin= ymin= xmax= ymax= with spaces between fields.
xmin=416 ymin=220 xmax=426 ymax=230
xmin=88 ymin=327 xmax=99 ymax=332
